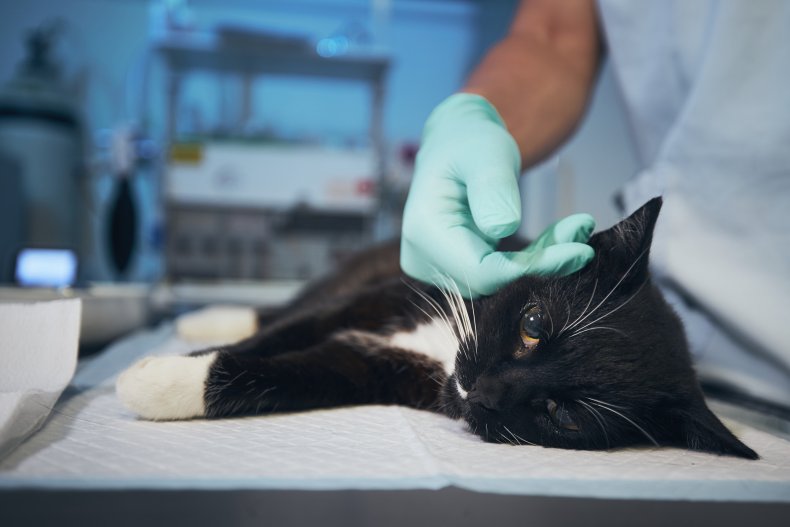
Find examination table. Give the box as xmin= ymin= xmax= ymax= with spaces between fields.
xmin=1 ymin=300 xmax=789 ymax=526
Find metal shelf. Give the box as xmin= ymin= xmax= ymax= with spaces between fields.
xmin=154 ymin=31 xmax=390 ymax=157
xmin=155 ymin=32 xmax=390 ymax=81
xmin=153 ymin=30 xmax=393 ymax=281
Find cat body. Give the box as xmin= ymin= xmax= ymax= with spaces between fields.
xmin=117 ymin=198 xmax=758 ymax=459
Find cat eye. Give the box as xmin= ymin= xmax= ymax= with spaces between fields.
xmin=516 ymin=306 xmax=543 ymax=357
xmin=546 ymin=399 xmax=580 ymax=432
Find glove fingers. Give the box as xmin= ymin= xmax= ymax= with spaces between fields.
xmin=488 ymin=242 xmax=595 ymax=278
xmin=528 ymin=213 xmax=596 ymax=251
xmin=405 ymin=239 xmax=595 ymax=298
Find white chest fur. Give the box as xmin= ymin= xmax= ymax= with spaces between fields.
xmin=387 ymin=318 xmax=459 ymax=374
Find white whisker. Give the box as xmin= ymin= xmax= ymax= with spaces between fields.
xmin=585 ymin=397 xmax=628 ymax=410
xmin=570 ymin=281 xmax=646 ymax=336
xmin=466 ymin=282 xmax=479 ymax=359
xmin=503 ymin=424 xmax=536 ymax=446
xmin=442 ymin=273 xmax=474 ymax=343
xmin=563 ymin=278 xmax=598 ymax=336
xmin=497 ymin=431 xmax=513 ymax=446
xmin=432 ymin=274 xmax=467 ymax=340
xmin=502 ymin=425 xmax=521 ymax=445
xmin=565 ymin=248 xmax=648 ymax=334
xmin=567 ymin=326 xmax=629 ymax=339
xmin=432 ymin=278 xmax=470 ymax=361
xmin=558 ymin=300 xmax=572 ymax=336
xmin=433 ymin=271 xmax=478 ymax=360
xmin=577 ymin=398 xmax=610 ymax=448
xmin=402 ymin=279 xmax=461 ymax=358
xmin=586 ymin=398 xmax=659 ymax=447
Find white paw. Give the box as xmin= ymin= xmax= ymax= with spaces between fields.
xmin=116 ymin=352 xmax=218 ymax=420
xmin=175 ymin=305 xmax=257 ymax=344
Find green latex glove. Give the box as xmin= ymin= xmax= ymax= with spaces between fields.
xmin=400 ymin=93 xmax=596 ymax=297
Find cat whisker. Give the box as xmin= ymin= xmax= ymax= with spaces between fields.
xmin=585 ymin=398 xmax=659 ymax=447
xmin=438 ymin=272 xmax=476 ymax=351
xmin=502 ymin=424 xmax=536 ymax=446
xmin=514 ymin=433 xmax=535 ymax=446
xmin=566 ymin=326 xmax=629 ymax=339
xmin=497 ymin=430 xmax=515 ymax=446
xmin=402 ymin=279 xmax=465 ymax=360
xmin=433 ymin=278 xmax=466 ymax=340
xmin=402 ymin=279 xmax=446 ymax=322
xmin=432 ymin=272 xmax=477 ymax=361
xmin=502 ymin=425 xmax=521 ymax=445
xmin=562 ymin=278 xmax=598 ymax=336
xmin=404 ymin=294 xmax=461 ymax=359
xmin=577 ymin=398 xmax=610 ymax=448
xmin=414 ymin=281 xmax=459 ymax=341
xmin=460 ymin=273 xmax=480 ymax=360
xmin=446 ymin=275 xmax=474 ymax=343
xmin=558 ymin=300 xmax=572 ymax=337
xmin=584 ymin=396 xmax=628 ymax=410
xmin=565 ymin=248 xmax=648 ymax=334
xmin=570 ymin=281 xmax=646 ymax=337
xmin=427 ymin=276 xmax=465 ymax=346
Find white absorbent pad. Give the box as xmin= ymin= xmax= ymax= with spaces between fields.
xmin=1 ymin=323 xmax=789 ymax=502
xmin=0 ymin=299 xmax=82 ymax=459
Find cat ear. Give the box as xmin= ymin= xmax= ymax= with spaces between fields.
xmin=586 ymin=196 xmax=663 ymax=287
xmin=669 ymin=401 xmax=759 ymax=460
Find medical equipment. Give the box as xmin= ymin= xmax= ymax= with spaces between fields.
xmin=0 ymin=21 xmax=86 ymax=284
xmin=155 ymin=27 xmax=390 ymax=281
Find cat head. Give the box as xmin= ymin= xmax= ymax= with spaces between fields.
xmin=445 ymin=197 xmax=757 ymax=459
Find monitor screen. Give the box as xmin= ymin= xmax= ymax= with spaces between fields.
xmin=15 ymin=248 xmax=78 ymax=288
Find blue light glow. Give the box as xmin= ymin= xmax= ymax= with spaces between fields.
xmin=16 ymin=249 xmax=78 ymax=288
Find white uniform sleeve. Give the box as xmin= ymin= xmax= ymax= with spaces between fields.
xmin=615 ymin=1 xmax=790 ymax=379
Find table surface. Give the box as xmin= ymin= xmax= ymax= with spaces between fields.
xmin=1 ymin=323 xmax=789 ymax=502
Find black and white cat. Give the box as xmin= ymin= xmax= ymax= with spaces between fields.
xmin=117 ymin=198 xmax=758 ymax=459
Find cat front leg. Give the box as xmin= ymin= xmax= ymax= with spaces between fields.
xmin=204 ymin=330 xmax=447 ymax=418
xmin=116 ymin=330 xmax=447 ymax=421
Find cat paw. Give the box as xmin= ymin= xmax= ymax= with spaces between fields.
xmin=116 ymin=352 xmax=218 ymax=420
xmin=175 ymin=305 xmax=257 ymax=343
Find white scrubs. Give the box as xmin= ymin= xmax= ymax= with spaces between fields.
xmin=597 ymin=0 xmax=790 ymax=406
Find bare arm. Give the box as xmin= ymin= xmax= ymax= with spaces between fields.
xmin=464 ymin=0 xmax=602 ymax=169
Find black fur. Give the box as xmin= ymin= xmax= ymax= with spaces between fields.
xmin=190 ymin=197 xmax=758 ymax=460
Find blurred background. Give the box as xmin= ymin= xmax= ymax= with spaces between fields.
xmin=0 ymin=0 xmax=639 ymax=346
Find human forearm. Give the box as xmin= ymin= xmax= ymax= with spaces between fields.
xmin=399 ymin=0 xmax=600 ymax=294
xmin=464 ymin=0 xmax=602 ymax=169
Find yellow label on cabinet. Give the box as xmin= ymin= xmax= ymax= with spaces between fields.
xmin=170 ymin=143 xmax=203 ymax=164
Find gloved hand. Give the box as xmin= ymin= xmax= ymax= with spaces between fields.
xmin=400 ymin=93 xmax=595 ymax=297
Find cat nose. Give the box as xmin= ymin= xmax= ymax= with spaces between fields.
xmin=467 ymin=376 xmax=504 ymax=411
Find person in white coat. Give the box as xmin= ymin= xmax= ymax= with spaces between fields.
xmin=400 ymin=0 xmax=790 ymax=407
